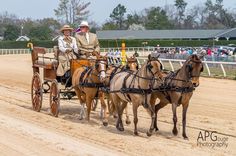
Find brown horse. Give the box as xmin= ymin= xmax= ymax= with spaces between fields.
xmin=110 ymin=55 xmax=163 ymax=136
xmin=150 ymin=54 xmax=204 ymax=139
xmin=105 ymin=56 xmax=139 ymax=124
xmin=72 ymin=56 xmax=109 ymax=126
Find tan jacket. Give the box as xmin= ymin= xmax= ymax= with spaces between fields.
xmin=75 ymin=32 xmax=100 ymax=58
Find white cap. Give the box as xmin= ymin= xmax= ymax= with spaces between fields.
xmin=79 ymin=21 xmax=89 ymax=28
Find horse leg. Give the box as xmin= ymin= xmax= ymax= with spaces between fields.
xmin=172 ymin=103 xmax=178 ymax=136
xmin=124 ymin=103 xmax=131 ymax=125
xmin=85 ymin=96 xmax=93 ymax=121
xmin=74 ymin=89 xmax=86 ymax=120
xmin=182 ymin=102 xmax=189 ymax=139
xmin=154 ymin=101 xmax=168 ymax=131
xmin=147 ymin=102 xmax=156 ymax=137
xmin=107 ymin=95 xmax=112 ymax=115
xmin=118 ymin=101 xmax=127 ymax=129
xmin=133 ymin=103 xmax=139 ymax=135
xmin=111 ymin=94 xmax=124 ymax=131
xmin=99 ymin=91 xmax=109 ymax=126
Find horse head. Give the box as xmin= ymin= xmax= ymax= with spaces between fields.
xmin=126 ymin=56 xmax=139 ymax=71
xmin=95 ymin=55 xmax=108 ymax=83
xmin=185 ymin=54 xmax=204 ymax=87
xmin=145 ymin=54 xmax=163 ymax=79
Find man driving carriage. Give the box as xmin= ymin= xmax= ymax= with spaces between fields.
xmin=57 ymin=25 xmax=78 ymax=77
xmin=75 ymin=21 xmax=100 ymax=59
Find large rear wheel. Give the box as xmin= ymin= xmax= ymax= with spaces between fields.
xmin=31 ymin=72 xmax=43 ymax=112
xmin=49 ymin=80 xmax=60 ymax=117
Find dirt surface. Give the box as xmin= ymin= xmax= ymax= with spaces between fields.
xmin=0 ymin=54 xmax=235 ymax=156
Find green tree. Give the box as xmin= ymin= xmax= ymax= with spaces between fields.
xmin=110 ymin=4 xmax=127 ymax=29
xmin=144 ymin=7 xmax=173 ymax=30
xmin=3 ymin=24 xmax=20 ymax=40
xmin=29 ymin=26 xmax=52 ymax=40
xmin=175 ymin=0 xmax=187 ymax=28
xmin=102 ymin=21 xmax=119 ymax=30
xmin=204 ymin=0 xmax=236 ymax=28
xmin=54 ymin=0 xmax=90 ymax=25
xmin=126 ymin=13 xmax=142 ymax=25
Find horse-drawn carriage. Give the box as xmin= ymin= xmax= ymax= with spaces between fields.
xmin=30 ymin=45 xmax=91 ymax=117
xmin=29 ymin=43 xmax=204 ymax=138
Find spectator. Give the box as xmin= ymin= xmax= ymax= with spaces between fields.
xmin=207 ymin=48 xmax=212 ymax=56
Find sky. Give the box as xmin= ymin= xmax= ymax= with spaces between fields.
xmin=0 ymin=0 xmax=236 ymax=25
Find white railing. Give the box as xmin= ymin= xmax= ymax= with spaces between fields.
xmin=138 ymin=57 xmax=236 ymax=78
xmin=1 ymin=48 xmax=235 ymax=78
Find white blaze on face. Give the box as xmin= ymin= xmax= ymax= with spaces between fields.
xmin=99 ymin=61 xmax=106 ymax=80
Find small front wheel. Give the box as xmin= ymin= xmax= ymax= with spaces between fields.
xmin=49 ymin=80 xmax=60 ymax=117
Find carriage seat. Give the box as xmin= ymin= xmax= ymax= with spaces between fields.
xmin=34 ymin=59 xmax=58 ymax=70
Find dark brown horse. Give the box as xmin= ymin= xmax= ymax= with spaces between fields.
xmin=150 ymin=54 xmax=204 ymax=139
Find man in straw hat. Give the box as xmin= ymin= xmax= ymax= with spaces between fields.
xmin=75 ymin=21 xmax=100 ymax=59
xmin=57 ymin=24 xmax=78 ymax=77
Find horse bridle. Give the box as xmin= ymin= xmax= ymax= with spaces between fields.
xmin=186 ymin=59 xmax=203 ymax=79
xmin=146 ymin=60 xmax=163 ymax=78
xmin=95 ymin=59 xmax=108 ymax=78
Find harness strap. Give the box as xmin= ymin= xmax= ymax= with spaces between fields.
xmin=121 ymin=73 xmax=132 ymax=102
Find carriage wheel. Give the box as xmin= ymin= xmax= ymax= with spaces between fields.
xmin=31 ymin=72 xmax=43 ymax=112
xmin=49 ymin=80 xmax=60 ymax=117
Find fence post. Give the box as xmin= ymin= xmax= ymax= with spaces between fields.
xmin=179 ymin=61 xmax=183 ymax=67
xmin=160 ymin=60 xmax=165 ymax=70
xmin=204 ymin=63 xmax=211 ymax=76
xmin=169 ymin=60 xmax=174 ymax=71
xmin=220 ymin=64 xmax=226 ymax=77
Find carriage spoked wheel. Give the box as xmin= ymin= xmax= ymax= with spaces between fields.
xmin=31 ymin=72 xmax=43 ymax=112
xmin=49 ymin=80 xmax=60 ymax=117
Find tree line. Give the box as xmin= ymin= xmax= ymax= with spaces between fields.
xmin=0 ymin=0 xmax=235 ymax=41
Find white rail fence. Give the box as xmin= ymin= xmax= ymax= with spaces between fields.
xmin=0 ymin=48 xmax=235 ymax=78
xmin=137 ymin=57 xmax=236 ymax=78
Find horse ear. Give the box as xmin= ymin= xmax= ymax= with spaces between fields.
xmin=148 ymin=54 xmax=151 ymax=60
xmin=198 ymin=54 xmax=204 ymax=59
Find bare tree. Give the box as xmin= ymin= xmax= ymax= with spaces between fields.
xmin=54 ymin=0 xmax=90 ymax=25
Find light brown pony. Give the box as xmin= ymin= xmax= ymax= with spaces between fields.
xmin=72 ymin=55 xmax=109 ymax=126
xmin=105 ymin=56 xmax=139 ymax=124
xmin=110 ymin=55 xmax=163 ymax=136
xmin=150 ymin=54 xmax=204 ymax=139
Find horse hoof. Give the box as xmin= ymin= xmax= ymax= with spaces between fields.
xmin=126 ymin=120 xmax=131 ymax=125
xmin=146 ymin=131 xmax=152 ymax=137
xmin=183 ymin=134 xmax=189 ymax=140
xmin=172 ymin=129 xmax=178 ymax=136
xmin=134 ymin=131 xmax=138 ymax=136
xmin=79 ymin=116 xmax=84 ymax=120
xmin=118 ymin=127 xmax=124 ymax=131
xmin=154 ymin=127 xmax=159 ymax=131
xmin=103 ymin=121 xmax=108 ymax=127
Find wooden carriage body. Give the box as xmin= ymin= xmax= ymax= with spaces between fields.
xmin=30 ymin=46 xmax=91 ymax=117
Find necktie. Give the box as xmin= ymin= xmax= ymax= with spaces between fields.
xmin=86 ymin=33 xmax=89 ymax=43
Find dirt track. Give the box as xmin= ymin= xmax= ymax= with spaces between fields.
xmin=0 ymin=54 xmax=235 ymax=156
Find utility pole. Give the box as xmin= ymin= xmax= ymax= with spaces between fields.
xmin=20 ymin=24 xmax=24 ymax=36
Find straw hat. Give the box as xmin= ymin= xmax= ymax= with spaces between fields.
xmin=79 ymin=21 xmax=89 ymax=28
xmin=60 ymin=25 xmax=73 ymax=32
